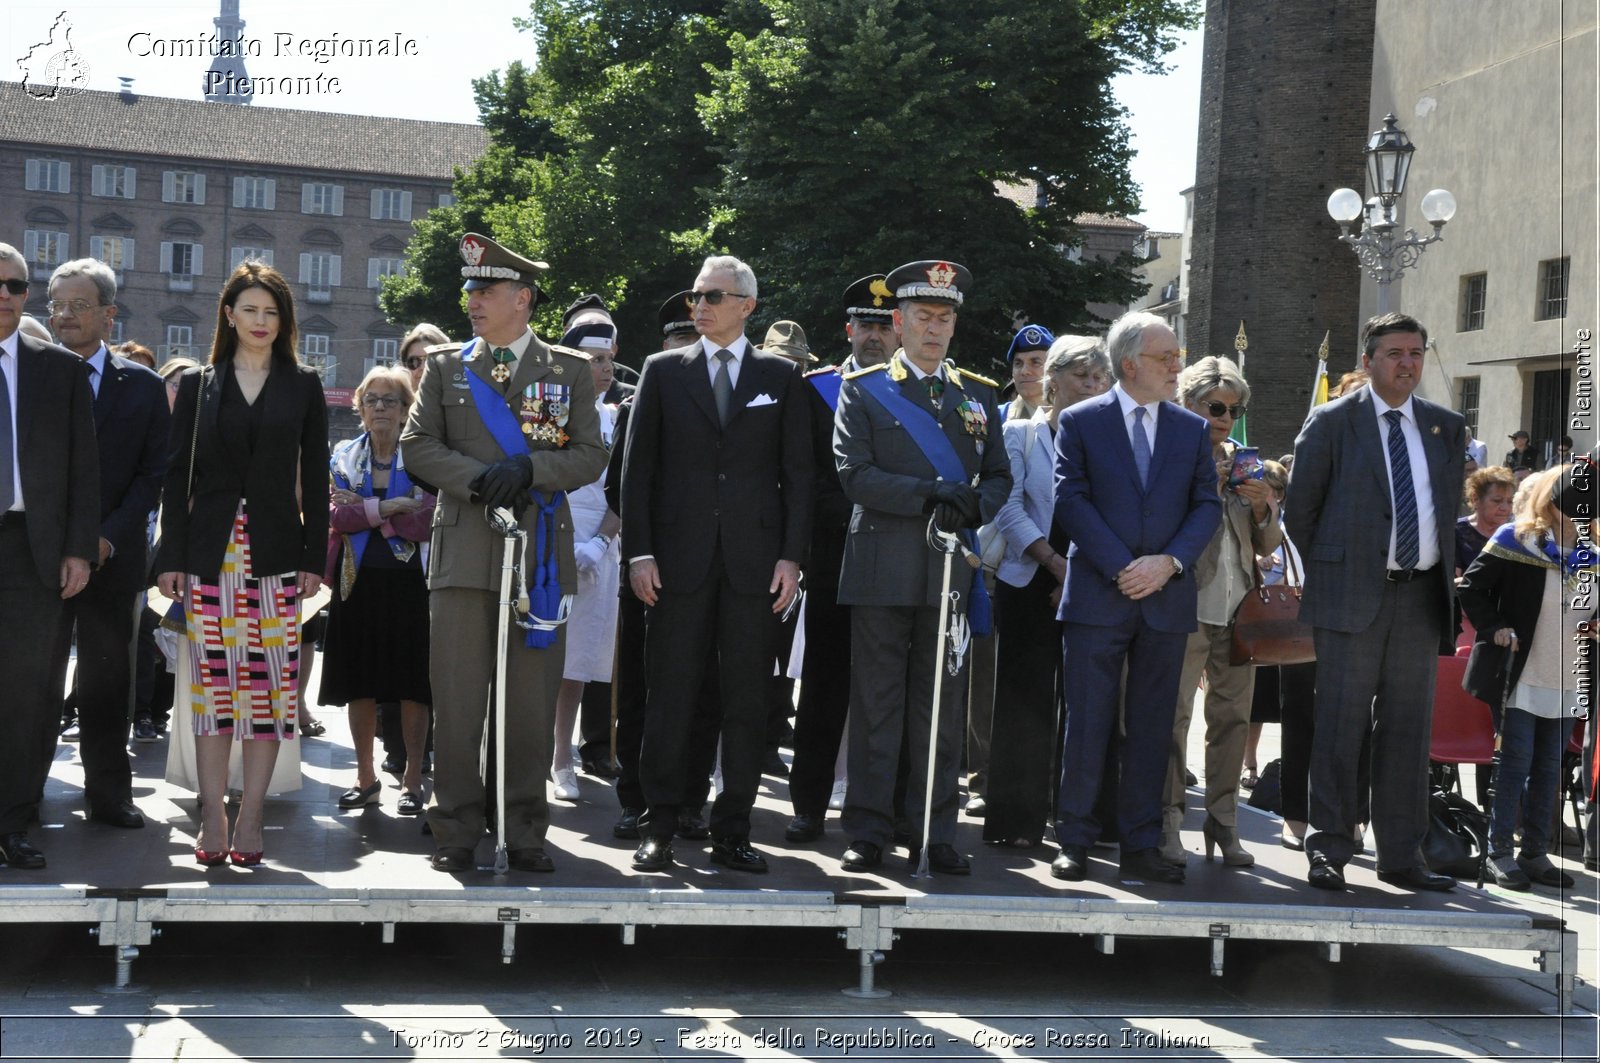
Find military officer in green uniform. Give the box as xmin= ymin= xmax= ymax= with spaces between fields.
xmin=402 ymin=233 xmax=608 ymax=873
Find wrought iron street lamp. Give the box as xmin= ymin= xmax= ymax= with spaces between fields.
xmin=1327 ymin=114 xmax=1457 ymax=314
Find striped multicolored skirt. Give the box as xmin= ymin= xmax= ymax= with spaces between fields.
xmin=184 ymin=502 xmax=300 ymax=741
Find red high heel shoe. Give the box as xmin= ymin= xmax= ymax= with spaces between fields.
xmin=229 ymin=848 xmax=263 ymax=867
xmin=194 ymin=847 xmax=228 ymax=866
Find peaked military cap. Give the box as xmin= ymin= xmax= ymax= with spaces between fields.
xmin=843 ymin=274 xmax=895 ymax=320
xmin=886 ymin=259 xmax=972 ymax=306
xmin=658 ymin=289 xmax=698 ymax=339
xmin=562 ymin=293 xmax=612 ymax=330
xmin=1005 ymin=324 xmax=1055 ymax=363
xmin=561 ymin=320 xmax=617 ymax=351
xmin=459 ymin=232 xmax=548 ymax=291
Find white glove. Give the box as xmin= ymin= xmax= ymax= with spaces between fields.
xmin=574 ymin=539 xmax=605 ymax=576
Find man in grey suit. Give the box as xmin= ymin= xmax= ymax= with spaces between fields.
xmin=1286 ymin=312 xmax=1465 ymax=892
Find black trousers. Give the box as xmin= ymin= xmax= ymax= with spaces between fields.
xmin=984 ymin=566 xmax=1061 ymax=842
xmin=613 ymin=588 xmax=719 ymax=815
xmin=579 ymin=680 xmax=612 ymax=764
xmin=1 ymin=520 xmax=67 ymax=833
xmin=44 ymin=569 xmax=139 ymax=810
xmin=638 ymin=555 xmax=775 ymax=842
xmin=789 ymin=560 xmax=851 ymax=816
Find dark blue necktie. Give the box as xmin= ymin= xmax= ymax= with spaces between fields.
xmin=1384 ymin=410 xmax=1420 ymax=569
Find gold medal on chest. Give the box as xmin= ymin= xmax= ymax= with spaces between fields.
xmin=491 ymin=363 xmax=512 ymax=384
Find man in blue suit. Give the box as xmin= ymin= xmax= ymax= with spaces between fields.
xmin=1051 ymin=312 xmax=1221 ymax=884
xmin=40 ymin=260 xmax=169 ymax=830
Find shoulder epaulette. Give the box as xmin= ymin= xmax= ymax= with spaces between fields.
xmin=549 ymin=343 xmax=591 ymax=362
xmin=842 ymin=362 xmax=888 ymax=381
xmin=950 ymin=364 xmax=999 ymax=389
xmin=804 ymin=365 xmax=840 ymax=378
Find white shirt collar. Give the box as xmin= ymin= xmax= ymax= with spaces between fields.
xmin=0 ymin=331 xmax=16 ymax=359
xmin=1112 ymin=382 xmax=1160 ymax=419
xmin=86 ymin=343 xmax=109 ymax=377
xmin=900 ymin=352 xmax=945 ymax=381
xmin=703 ymin=335 xmax=749 ymax=361
xmin=1370 ymin=389 xmax=1417 ymax=424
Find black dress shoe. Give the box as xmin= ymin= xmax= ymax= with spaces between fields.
xmin=710 ymin=837 xmax=768 ymax=873
xmin=841 ymin=840 xmax=883 ymax=871
xmin=675 ymin=811 xmax=710 ymax=840
xmin=508 ymin=848 xmax=555 ymax=873
xmin=88 ymin=800 xmax=146 ymax=829
xmin=632 ymin=837 xmax=674 ymax=872
xmin=0 ymin=832 xmax=46 ymax=869
xmin=762 ymin=749 xmax=790 ymax=777
xmin=381 ymin=754 xmax=406 ymax=777
xmin=580 ymin=753 xmax=621 ymax=780
xmin=1051 ymin=844 xmax=1089 ymax=881
xmin=1307 ymin=854 xmax=1346 ymax=890
xmin=909 ymin=843 xmax=971 ymax=875
xmin=430 ymin=847 xmax=473 ymax=872
xmin=1119 ymin=847 xmax=1185 ymax=884
xmin=613 ymin=808 xmax=642 ymax=839
xmin=784 ymin=813 xmax=825 ymax=843
xmin=1376 ymin=865 xmax=1455 ymax=892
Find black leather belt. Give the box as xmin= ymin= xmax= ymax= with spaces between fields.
xmin=1385 ymin=565 xmax=1434 ymax=583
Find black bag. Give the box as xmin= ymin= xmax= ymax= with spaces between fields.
xmin=1422 ymin=789 xmax=1489 ymax=877
xmin=1247 ymin=758 xmax=1282 ymax=814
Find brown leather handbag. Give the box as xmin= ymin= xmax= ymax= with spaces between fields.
xmin=1229 ymin=547 xmax=1316 ymax=666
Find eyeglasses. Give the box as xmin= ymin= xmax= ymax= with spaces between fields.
xmin=0 ymin=279 xmax=29 ymax=296
xmin=1140 ymin=351 xmax=1184 ymax=367
xmin=685 ymin=290 xmax=748 ymax=307
xmin=361 ymin=394 xmax=404 ymax=409
xmin=47 ymin=299 xmax=104 ymax=316
xmin=1202 ymin=400 xmax=1247 ymax=419
xmin=401 ymin=356 xmax=426 ymax=370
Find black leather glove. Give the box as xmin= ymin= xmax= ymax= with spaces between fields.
xmin=933 ymin=502 xmax=966 ymax=535
xmin=472 ymin=456 xmax=532 ymax=509
xmin=927 ymin=481 xmax=981 ymax=527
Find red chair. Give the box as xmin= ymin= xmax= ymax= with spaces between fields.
xmin=1429 ymin=655 xmax=1496 ymax=796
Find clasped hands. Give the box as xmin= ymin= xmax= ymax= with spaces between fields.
xmin=927 ymin=481 xmax=981 ymax=535
xmin=1116 ymin=554 xmax=1174 ymax=601
xmin=470 ymin=455 xmax=534 ymax=513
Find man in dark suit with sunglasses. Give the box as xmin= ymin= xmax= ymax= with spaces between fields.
xmin=621 ymin=255 xmax=812 ymax=874
xmin=0 ymin=243 xmax=99 ymax=871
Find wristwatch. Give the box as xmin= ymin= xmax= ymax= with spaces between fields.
xmin=1168 ymin=555 xmax=1184 ymax=578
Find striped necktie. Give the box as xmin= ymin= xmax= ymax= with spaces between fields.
xmin=1384 ymin=410 xmax=1420 ymax=569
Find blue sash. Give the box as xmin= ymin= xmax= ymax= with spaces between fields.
xmin=854 ymin=366 xmax=992 ymax=636
xmin=809 ymin=368 xmax=843 ymax=412
xmin=464 ymin=351 xmax=565 ymax=649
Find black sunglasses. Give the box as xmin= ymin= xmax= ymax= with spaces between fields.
xmin=1203 ymin=400 xmax=1247 ymax=419
xmin=0 ymin=279 xmax=28 ymax=296
xmin=685 ymin=289 xmax=748 ymax=307
xmin=401 ymin=355 xmax=426 ymax=370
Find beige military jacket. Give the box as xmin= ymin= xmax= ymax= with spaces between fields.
xmin=401 ymin=332 xmax=609 ymax=593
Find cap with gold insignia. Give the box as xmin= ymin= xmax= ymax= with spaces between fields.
xmin=843 ymin=274 xmax=895 ymax=321
xmin=658 ymin=289 xmax=698 ymax=342
xmin=886 ymin=259 xmax=972 ymax=306
xmin=1005 ymin=324 xmax=1055 ymax=363
xmin=459 ymin=232 xmax=548 ymax=291
xmin=758 ymin=320 xmax=816 ymax=364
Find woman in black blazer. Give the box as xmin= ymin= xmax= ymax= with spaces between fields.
xmin=155 ymin=261 xmax=329 ymax=867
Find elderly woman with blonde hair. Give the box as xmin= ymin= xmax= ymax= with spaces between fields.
xmin=320 ymin=366 xmax=437 ymax=815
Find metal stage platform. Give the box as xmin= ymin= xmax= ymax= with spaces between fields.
xmin=0 ymin=713 xmax=1580 ymax=1012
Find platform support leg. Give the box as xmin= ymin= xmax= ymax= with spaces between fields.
xmin=621 ymin=924 xmax=636 ymax=946
xmin=382 ymin=923 xmax=396 ymax=944
xmin=94 ymin=899 xmax=155 ymax=994
xmin=1537 ymin=930 xmax=1579 ymax=1015
xmin=500 ymin=923 xmax=517 ymax=966
xmin=1094 ymin=935 xmax=1115 ymax=956
xmin=1322 ymin=942 xmax=1341 ymax=963
xmin=840 ymin=907 xmax=893 ymax=999
xmin=1209 ymin=937 xmax=1225 ymax=977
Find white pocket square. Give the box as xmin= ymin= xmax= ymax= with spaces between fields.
xmin=746 ymin=393 xmax=777 ymax=408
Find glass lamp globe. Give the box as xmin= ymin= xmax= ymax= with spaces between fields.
xmin=1327 ymin=188 xmax=1363 ymax=223
xmin=1419 ymin=189 xmax=1457 ymax=224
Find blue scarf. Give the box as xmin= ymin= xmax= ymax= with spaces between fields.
xmin=1482 ymin=520 xmax=1598 ymax=591
xmin=331 ymin=433 xmax=417 ymax=565
xmin=463 ymin=344 xmax=565 ymax=649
